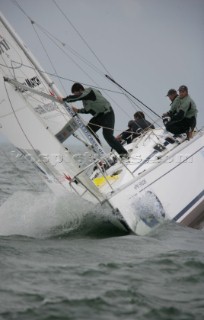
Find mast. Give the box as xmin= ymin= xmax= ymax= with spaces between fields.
xmin=0 ymin=11 xmax=106 ymax=203
xmin=0 ymin=11 xmax=107 ymax=158
xmin=0 ymin=12 xmax=61 ymax=97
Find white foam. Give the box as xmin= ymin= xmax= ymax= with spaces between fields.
xmin=132 ymin=191 xmax=166 ymax=221
xmin=0 ymin=190 xmax=96 ymax=237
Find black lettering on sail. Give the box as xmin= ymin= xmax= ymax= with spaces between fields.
xmin=25 ymin=76 xmax=41 ymax=88
xmin=0 ymin=39 xmax=10 ymax=55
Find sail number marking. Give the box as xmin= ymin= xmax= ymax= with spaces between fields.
xmin=134 ymin=179 xmax=147 ymax=191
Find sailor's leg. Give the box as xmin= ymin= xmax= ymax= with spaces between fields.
xmin=166 ymin=119 xmax=189 ymax=135
xmin=87 ymin=117 xmax=101 ymax=144
xmin=186 ymin=117 xmax=196 ymax=140
xmin=102 ymin=111 xmax=128 ymax=156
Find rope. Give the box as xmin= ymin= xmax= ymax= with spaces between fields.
xmin=4 ymin=81 xmax=36 ymax=151
xmin=88 ymin=122 xmax=156 ymax=137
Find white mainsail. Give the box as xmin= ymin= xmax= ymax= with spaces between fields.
xmin=0 ymin=14 xmax=71 ymax=135
xmin=0 ymin=12 xmax=105 ymax=204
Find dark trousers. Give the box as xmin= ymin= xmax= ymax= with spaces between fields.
xmin=88 ymin=109 xmax=127 ymax=156
xmin=165 ymin=117 xmax=196 ymax=135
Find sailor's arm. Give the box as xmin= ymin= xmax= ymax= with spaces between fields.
xmin=63 ymin=88 xmax=96 ymax=103
xmin=57 ymin=88 xmax=96 ymax=113
xmin=171 ymin=109 xmax=185 ymax=121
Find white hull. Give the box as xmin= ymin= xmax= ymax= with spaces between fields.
xmin=96 ymin=130 xmax=204 ymax=235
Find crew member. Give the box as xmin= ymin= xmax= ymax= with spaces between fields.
xmin=58 ymin=83 xmax=128 ymax=157
xmin=163 ymin=86 xmax=197 ymax=138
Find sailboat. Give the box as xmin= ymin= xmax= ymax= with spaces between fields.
xmin=0 ymin=11 xmax=204 ymax=235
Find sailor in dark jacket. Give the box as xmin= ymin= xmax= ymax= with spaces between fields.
xmin=58 ymin=82 xmax=128 ymax=157
xmin=163 ymin=89 xmax=180 ymax=119
xmin=117 ymin=111 xmax=155 ymax=144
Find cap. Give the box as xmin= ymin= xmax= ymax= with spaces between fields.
xmin=178 ymin=85 xmax=188 ymax=92
xmin=166 ymin=89 xmax=177 ymax=96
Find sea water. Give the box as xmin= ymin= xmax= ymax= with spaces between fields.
xmin=0 ymin=144 xmax=204 ymax=320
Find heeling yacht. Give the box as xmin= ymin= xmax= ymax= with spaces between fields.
xmin=0 ymin=11 xmax=204 ymax=235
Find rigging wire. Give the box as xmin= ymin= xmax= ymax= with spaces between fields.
xmin=105 ymin=75 xmax=161 ymax=119
xmin=10 ymin=0 xmax=31 ymax=20
xmin=0 ymin=63 xmax=71 ymax=123
xmin=30 ymin=22 xmax=101 ymax=93
xmin=4 ymin=81 xmax=36 ymax=151
xmin=9 ymin=0 xmax=105 ymax=94
xmin=27 ymin=22 xmax=78 ymax=126
xmin=51 ymin=0 xmax=160 ymax=123
xmin=7 ymin=0 xmax=133 ymax=122
xmin=121 ymin=93 xmax=163 ymax=128
xmin=0 ymin=61 xmax=123 ymax=94
xmin=52 ymin=0 xmax=113 ymax=77
xmin=31 ymin=21 xmax=67 ymax=94
xmin=27 ymin=20 xmax=132 ymax=121
xmin=34 ymin=22 xmax=105 ymax=77
xmin=10 ymin=0 xmax=111 ymax=80
xmin=51 ymin=0 xmax=141 ymax=120
xmin=7 ymin=1 xmax=131 ymax=122
xmin=8 ymin=0 xmax=160 ymax=127
xmin=27 ymin=24 xmax=132 ymax=120
xmin=9 ymin=0 xmax=99 ymax=94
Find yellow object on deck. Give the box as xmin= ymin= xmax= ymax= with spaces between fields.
xmin=93 ymin=175 xmax=119 ymax=187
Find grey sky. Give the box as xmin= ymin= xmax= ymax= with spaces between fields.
xmin=0 ymin=0 xmax=204 ymax=144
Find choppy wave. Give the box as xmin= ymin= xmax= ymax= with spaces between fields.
xmin=0 ymin=220 xmax=204 ymax=320
xmin=0 ymin=190 xmax=129 ymax=238
xmin=1 ymin=145 xmax=204 ymax=320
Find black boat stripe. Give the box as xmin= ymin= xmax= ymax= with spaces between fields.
xmin=135 ymin=146 xmax=204 ymax=221
xmin=140 ymin=146 xmax=203 ymax=192
xmin=173 ymin=190 xmax=204 ymax=221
